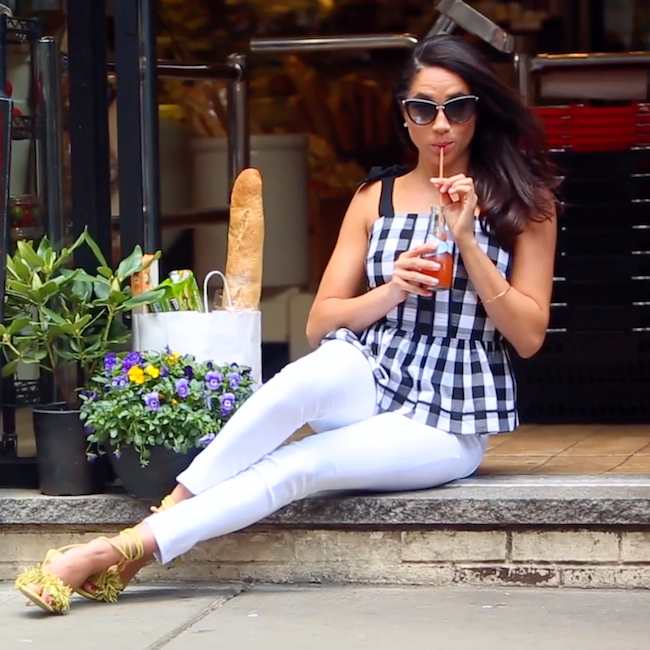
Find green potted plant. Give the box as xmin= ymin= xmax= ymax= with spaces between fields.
xmin=79 ymin=350 xmax=254 ymax=498
xmin=0 ymin=230 xmax=163 ymax=495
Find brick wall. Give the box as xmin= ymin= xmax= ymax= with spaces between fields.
xmin=3 ymin=525 xmax=649 ymax=589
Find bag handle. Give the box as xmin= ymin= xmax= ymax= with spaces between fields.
xmin=203 ymin=271 xmax=233 ymax=312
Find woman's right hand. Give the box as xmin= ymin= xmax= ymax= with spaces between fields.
xmin=388 ymin=243 xmax=441 ymax=302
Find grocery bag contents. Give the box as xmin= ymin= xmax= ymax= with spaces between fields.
xmin=224 ymin=168 xmax=265 ymax=310
xmin=131 ymin=253 xmax=159 ymax=295
xmin=132 ymin=167 xmax=264 ymax=314
xmin=130 ymin=253 xmax=161 ymax=314
xmin=149 ymin=269 xmax=204 ymax=313
xmin=170 ymin=269 xmax=204 ymax=311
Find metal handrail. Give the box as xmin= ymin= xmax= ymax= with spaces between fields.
xmin=63 ymin=55 xmax=243 ymax=81
xmin=105 ymin=59 xmax=242 ymax=81
xmin=62 ymin=54 xmax=249 ymax=202
xmin=429 ymin=0 xmax=514 ymax=53
xmin=110 ymin=56 xmax=247 ymax=209
xmin=250 ymin=34 xmax=418 ymax=54
xmin=516 ymin=50 xmax=650 ymax=103
xmin=531 ymin=51 xmax=650 ymax=72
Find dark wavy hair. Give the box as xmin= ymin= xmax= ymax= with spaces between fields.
xmin=395 ymin=35 xmax=557 ymax=250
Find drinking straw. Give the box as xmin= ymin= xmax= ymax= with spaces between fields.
xmin=438 ymin=147 xmax=445 ymax=211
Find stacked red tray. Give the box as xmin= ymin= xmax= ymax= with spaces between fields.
xmin=533 ymin=103 xmax=650 ymax=151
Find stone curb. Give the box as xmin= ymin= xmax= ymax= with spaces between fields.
xmin=3 ymin=475 xmax=650 ymax=526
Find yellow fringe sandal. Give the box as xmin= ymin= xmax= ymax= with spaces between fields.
xmin=15 ymin=548 xmax=74 ymax=614
xmin=15 ymin=527 xmax=146 ymax=612
xmin=79 ymin=493 xmax=176 ymax=603
xmin=76 ymin=527 xmax=146 ymax=604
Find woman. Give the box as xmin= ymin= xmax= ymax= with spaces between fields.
xmin=16 ymin=34 xmax=556 ymax=614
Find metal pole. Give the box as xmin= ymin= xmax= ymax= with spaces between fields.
xmin=514 ymin=52 xmax=532 ymax=105
xmin=114 ymin=0 xmax=144 ymax=258
xmin=250 ymin=34 xmax=418 ymax=53
xmin=0 ymin=96 xmax=11 ymax=325
xmin=67 ymin=0 xmax=112 ymax=270
xmin=429 ymin=0 xmax=514 ymax=53
xmin=138 ymin=0 xmax=160 ymax=252
xmin=0 ymin=97 xmax=12 ymax=451
xmin=430 ymin=15 xmax=456 ymax=34
xmin=0 ymin=16 xmax=6 ymax=96
xmin=226 ymin=53 xmax=249 ymax=191
xmin=34 ymin=36 xmax=64 ymax=246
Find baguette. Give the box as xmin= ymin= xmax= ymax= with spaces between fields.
xmin=224 ymin=168 xmax=264 ymax=310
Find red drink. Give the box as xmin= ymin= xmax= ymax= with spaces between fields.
xmin=422 ymin=206 xmax=453 ymax=290
xmin=422 ymin=251 xmax=453 ymax=289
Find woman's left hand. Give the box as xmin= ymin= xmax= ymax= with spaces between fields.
xmin=430 ymin=174 xmax=479 ymax=245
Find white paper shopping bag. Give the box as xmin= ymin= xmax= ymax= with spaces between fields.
xmin=132 ymin=271 xmax=262 ymax=384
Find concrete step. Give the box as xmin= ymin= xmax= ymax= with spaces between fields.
xmin=2 ymin=475 xmax=650 ymax=589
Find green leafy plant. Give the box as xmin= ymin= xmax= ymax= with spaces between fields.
xmin=0 ymin=230 xmax=164 ymax=406
xmin=80 ymin=350 xmax=254 ymax=466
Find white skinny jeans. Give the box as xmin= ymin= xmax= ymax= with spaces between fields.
xmin=145 ymin=340 xmax=489 ymax=563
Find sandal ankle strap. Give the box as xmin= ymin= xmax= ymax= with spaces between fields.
xmin=103 ymin=527 xmax=145 ymax=564
xmin=151 ymin=493 xmax=177 ymax=513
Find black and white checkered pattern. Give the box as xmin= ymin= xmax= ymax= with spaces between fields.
xmin=324 ymin=173 xmax=518 ymax=436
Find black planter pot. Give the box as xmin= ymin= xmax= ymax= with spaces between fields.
xmin=32 ymin=404 xmax=104 ymax=496
xmin=109 ymin=445 xmax=201 ymax=499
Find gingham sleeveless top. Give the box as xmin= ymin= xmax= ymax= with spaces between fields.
xmin=324 ymin=169 xmax=518 ymax=436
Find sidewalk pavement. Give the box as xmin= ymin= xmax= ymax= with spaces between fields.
xmin=1 ymin=581 xmax=649 ymax=650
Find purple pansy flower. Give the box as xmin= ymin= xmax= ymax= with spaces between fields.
xmin=205 ymin=370 xmax=223 ymax=391
xmin=206 ymin=361 xmax=214 ymax=370
xmin=103 ymin=352 xmax=118 ymax=372
xmin=175 ymin=378 xmax=190 ymax=399
xmin=111 ymin=374 xmax=128 ymax=388
xmin=143 ymin=391 xmax=160 ymax=411
xmin=183 ymin=365 xmax=194 ymax=380
xmin=160 ymin=365 xmax=169 ymax=378
xmin=227 ymin=371 xmax=241 ymax=389
xmin=219 ymin=392 xmax=236 ymax=417
xmin=197 ymin=432 xmax=216 ymax=448
xmin=122 ymin=351 xmax=142 ymax=371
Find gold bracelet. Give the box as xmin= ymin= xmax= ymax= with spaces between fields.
xmin=483 ymin=285 xmax=511 ymax=305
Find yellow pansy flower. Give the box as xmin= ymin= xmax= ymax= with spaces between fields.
xmin=166 ymin=352 xmax=181 ymax=365
xmin=128 ymin=365 xmax=145 ymax=384
xmin=144 ymin=364 xmax=160 ymax=379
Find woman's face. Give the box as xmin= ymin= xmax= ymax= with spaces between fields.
xmin=402 ymin=65 xmax=476 ymax=174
